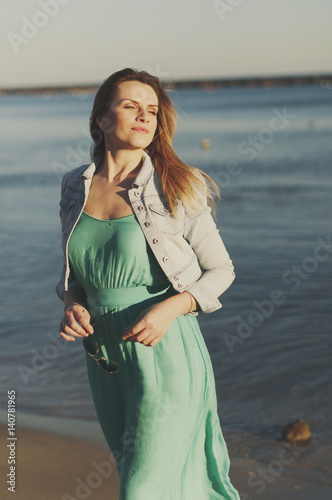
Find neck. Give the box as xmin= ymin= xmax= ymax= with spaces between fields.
xmin=97 ymin=148 xmax=144 ymax=183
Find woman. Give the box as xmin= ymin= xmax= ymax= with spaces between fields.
xmin=57 ymin=68 xmax=240 ymax=500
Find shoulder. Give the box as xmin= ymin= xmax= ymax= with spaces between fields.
xmin=61 ymin=163 xmax=90 ymax=187
xmin=61 ymin=163 xmax=93 ymax=193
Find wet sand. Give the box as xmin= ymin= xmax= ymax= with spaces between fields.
xmin=0 ymin=424 xmax=119 ymax=500
xmin=0 ymin=423 xmax=331 ymax=500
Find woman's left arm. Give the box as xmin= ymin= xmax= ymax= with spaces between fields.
xmin=122 ymin=200 xmax=234 ymax=346
xmin=181 ymin=202 xmax=235 ymax=314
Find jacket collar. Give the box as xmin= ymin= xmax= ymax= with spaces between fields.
xmin=77 ymin=150 xmax=154 ymax=188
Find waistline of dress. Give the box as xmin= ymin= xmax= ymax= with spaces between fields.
xmin=85 ymin=284 xmax=174 ymax=308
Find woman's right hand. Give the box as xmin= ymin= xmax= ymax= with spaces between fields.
xmin=59 ymin=302 xmax=94 ymax=341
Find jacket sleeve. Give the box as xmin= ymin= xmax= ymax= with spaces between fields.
xmin=55 ymin=256 xmax=85 ymax=302
xmin=182 ymin=200 xmax=235 ymax=314
xmin=55 ymin=172 xmax=86 ymax=302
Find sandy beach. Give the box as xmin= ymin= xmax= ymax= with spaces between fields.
xmin=1 ymin=419 xmax=331 ymax=500
xmin=0 ymin=423 xmax=119 ymax=500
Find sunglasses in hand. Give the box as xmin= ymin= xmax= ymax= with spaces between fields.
xmin=82 ymin=309 xmax=127 ymax=373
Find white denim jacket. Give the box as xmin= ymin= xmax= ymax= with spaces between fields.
xmin=55 ymin=151 xmax=235 ymax=314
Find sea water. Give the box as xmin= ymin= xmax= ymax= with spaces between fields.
xmin=0 ymin=84 xmax=331 ymax=486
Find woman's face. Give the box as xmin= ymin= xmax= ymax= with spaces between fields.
xmin=97 ymin=80 xmax=159 ymax=151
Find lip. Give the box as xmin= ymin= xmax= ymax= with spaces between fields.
xmin=131 ymin=127 xmax=149 ymax=134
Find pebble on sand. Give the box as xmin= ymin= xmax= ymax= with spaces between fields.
xmin=283 ymin=418 xmax=312 ymax=443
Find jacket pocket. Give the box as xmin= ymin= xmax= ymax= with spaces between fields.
xmin=149 ymin=203 xmax=184 ymax=235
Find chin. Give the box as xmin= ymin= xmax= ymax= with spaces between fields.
xmin=126 ymin=138 xmax=153 ymax=150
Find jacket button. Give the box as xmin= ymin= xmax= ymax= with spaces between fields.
xmin=134 ymin=191 xmax=140 ymax=197
xmin=164 ymin=205 xmax=170 ymax=212
xmin=162 ymin=256 xmax=169 ymax=262
xmin=174 ymin=277 xmax=179 ymax=281
xmin=137 ymin=206 xmax=144 ymax=211
xmin=178 ymin=283 xmax=182 ymax=288
xmin=144 ymin=222 xmax=151 ymax=227
xmin=153 ymin=238 xmax=159 ymax=244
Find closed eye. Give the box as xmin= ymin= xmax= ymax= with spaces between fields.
xmin=124 ymin=105 xmax=156 ymax=114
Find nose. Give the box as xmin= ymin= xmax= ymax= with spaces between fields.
xmin=137 ymin=108 xmax=149 ymax=122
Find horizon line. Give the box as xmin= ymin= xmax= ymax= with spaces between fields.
xmin=1 ymin=71 xmax=331 ymax=95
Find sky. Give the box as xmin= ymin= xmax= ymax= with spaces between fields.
xmin=1 ymin=0 xmax=331 ymax=88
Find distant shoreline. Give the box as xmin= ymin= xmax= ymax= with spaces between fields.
xmin=1 ymin=73 xmax=332 ymax=95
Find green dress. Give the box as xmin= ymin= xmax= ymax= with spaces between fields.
xmin=68 ymin=210 xmax=240 ymax=500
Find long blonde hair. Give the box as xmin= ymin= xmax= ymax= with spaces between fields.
xmin=89 ymin=68 xmax=219 ymax=216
